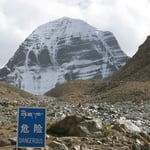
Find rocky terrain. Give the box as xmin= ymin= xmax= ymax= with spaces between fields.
xmin=0 ymin=95 xmax=150 ymax=150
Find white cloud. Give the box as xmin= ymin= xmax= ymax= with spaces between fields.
xmin=81 ymin=0 xmax=150 ymax=56
xmin=0 ymin=0 xmax=150 ymax=67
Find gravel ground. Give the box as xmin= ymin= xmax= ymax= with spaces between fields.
xmin=0 ymin=95 xmax=150 ymax=134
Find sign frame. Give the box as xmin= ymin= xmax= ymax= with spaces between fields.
xmin=17 ymin=107 xmax=46 ymax=148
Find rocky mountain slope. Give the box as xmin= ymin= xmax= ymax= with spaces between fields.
xmin=0 ymin=17 xmax=128 ymax=95
xmin=111 ymin=35 xmax=150 ymax=81
xmin=45 ymin=79 xmax=96 ymax=101
xmin=45 ymin=35 xmax=150 ymax=102
xmin=45 ymin=79 xmax=150 ymax=102
xmin=0 ymin=81 xmax=37 ymax=101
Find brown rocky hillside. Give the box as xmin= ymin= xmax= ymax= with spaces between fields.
xmin=45 ymin=79 xmax=99 ymax=101
xmin=111 ymin=35 xmax=150 ymax=81
xmin=0 ymin=81 xmax=37 ymax=104
xmin=90 ymin=80 xmax=150 ymax=102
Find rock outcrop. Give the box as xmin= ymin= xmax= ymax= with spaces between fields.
xmin=47 ymin=114 xmax=102 ymax=137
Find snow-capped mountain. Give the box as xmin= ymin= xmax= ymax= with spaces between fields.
xmin=0 ymin=17 xmax=128 ymax=94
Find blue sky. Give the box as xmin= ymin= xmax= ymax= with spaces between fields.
xmin=0 ymin=0 xmax=150 ymax=67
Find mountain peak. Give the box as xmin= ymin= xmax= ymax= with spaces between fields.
xmin=57 ymin=16 xmax=77 ymax=21
xmin=34 ymin=17 xmax=97 ymax=39
xmin=54 ymin=17 xmax=87 ymax=23
xmin=0 ymin=18 xmax=128 ymax=94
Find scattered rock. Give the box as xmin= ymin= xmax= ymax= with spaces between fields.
xmin=8 ymin=137 xmax=16 ymax=145
xmin=0 ymin=138 xmax=11 ymax=146
xmin=73 ymin=144 xmax=89 ymax=150
xmin=48 ymin=141 xmax=68 ymax=150
xmin=113 ymin=118 xmax=141 ymax=133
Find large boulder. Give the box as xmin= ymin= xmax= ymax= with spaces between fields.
xmin=47 ymin=114 xmax=102 ymax=137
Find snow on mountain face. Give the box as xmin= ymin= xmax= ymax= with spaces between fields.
xmin=0 ymin=17 xmax=128 ymax=95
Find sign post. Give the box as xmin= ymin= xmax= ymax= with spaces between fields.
xmin=17 ymin=107 xmax=46 ymax=148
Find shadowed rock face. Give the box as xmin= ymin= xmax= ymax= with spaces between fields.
xmin=38 ymin=47 xmax=52 ymax=66
xmin=28 ymin=51 xmax=38 ymax=66
xmin=0 ymin=17 xmax=128 ymax=94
